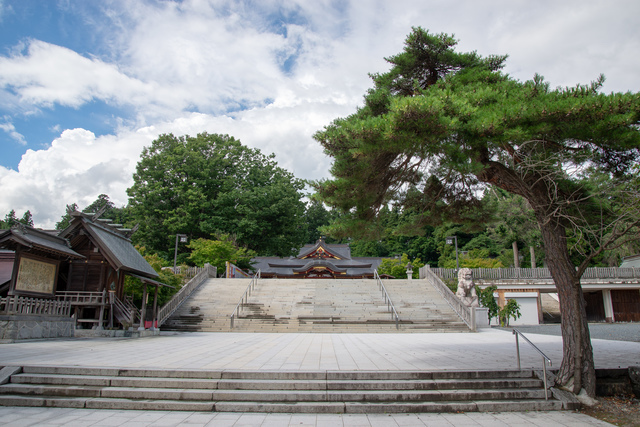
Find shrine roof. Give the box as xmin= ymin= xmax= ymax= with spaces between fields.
xmin=292 ymin=259 xmax=347 ymax=273
xmin=620 ymin=254 xmax=640 ymax=269
xmin=298 ymin=239 xmax=351 ymax=259
xmin=59 ymin=212 xmax=158 ymax=279
xmin=0 ymin=225 xmax=84 ymax=259
xmin=251 ymin=239 xmax=383 ymax=278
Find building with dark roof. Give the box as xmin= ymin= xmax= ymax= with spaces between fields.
xmin=252 ymin=239 xmax=384 ymax=279
xmin=58 ymin=211 xmax=158 ymax=295
xmin=0 ymin=211 xmax=165 ymax=332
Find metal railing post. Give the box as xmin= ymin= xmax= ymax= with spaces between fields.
xmin=515 ymin=332 xmax=521 ymax=370
xmin=374 ymin=270 xmax=400 ymax=329
xmin=230 ymin=270 xmax=261 ymax=329
xmin=512 ymin=328 xmax=551 ymax=400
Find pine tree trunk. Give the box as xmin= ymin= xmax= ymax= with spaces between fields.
xmin=476 ymin=159 xmax=597 ymax=397
xmin=538 ymin=216 xmax=596 ymax=396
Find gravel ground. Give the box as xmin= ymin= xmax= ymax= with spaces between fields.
xmin=497 ymin=322 xmax=640 ymax=343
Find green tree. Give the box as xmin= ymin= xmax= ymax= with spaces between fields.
xmin=20 ymin=210 xmax=34 ymax=227
xmin=1 ymin=209 xmax=33 ymax=229
xmin=55 ymin=204 xmax=79 ymax=230
xmin=441 ymin=250 xmax=504 ymax=269
xmin=55 ymin=195 xmax=132 ymax=231
xmin=1 ymin=210 xmax=18 ymax=229
xmin=482 ymin=188 xmax=543 ymax=267
xmin=377 ymin=253 xmax=424 ymax=279
xmin=187 ymin=235 xmax=256 ymax=273
xmin=127 ymin=133 xmax=307 ymax=258
xmin=303 ymin=199 xmax=339 ymax=244
xmin=124 ymin=249 xmax=185 ymax=308
xmin=477 ymin=285 xmax=500 ymax=324
xmin=499 ymin=299 xmax=522 ymax=327
xmin=314 ymin=27 xmax=640 ymax=396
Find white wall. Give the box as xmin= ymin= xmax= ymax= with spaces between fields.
xmin=504 ymin=292 xmax=540 ymax=325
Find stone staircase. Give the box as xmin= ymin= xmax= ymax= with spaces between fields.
xmin=161 ymin=278 xmax=250 ymax=332
xmin=162 ymin=278 xmax=469 ymax=333
xmin=383 ymin=279 xmax=468 ymax=332
xmin=0 ymin=366 xmax=574 ymax=413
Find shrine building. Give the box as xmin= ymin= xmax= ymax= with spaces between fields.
xmin=0 ymin=210 xmax=168 ymax=340
xmin=251 ymin=238 xmax=385 ymax=279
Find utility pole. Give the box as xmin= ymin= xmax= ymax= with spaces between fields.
xmin=174 ymin=234 xmax=188 ymax=270
xmin=446 ymin=235 xmax=459 ymax=272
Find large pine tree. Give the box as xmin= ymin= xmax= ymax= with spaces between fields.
xmin=314 ymin=27 xmax=640 ymax=396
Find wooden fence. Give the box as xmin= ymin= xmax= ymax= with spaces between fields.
xmin=427 ymin=266 xmax=640 ymax=281
xmin=1 ymin=295 xmax=71 ymax=317
xmin=164 ymin=266 xmax=210 ymax=281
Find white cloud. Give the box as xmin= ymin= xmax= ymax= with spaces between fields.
xmin=0 ymin=128 xmax=145 ymax=228
xmin=0 ymin=40 xmax=158 ymax=112
xmin=1 ymin=0 xmax=640 ymax=228
xmin=0 ymin=117 xmax=26 ymax=145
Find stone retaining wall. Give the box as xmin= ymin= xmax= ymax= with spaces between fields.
xmin=0 ymin=315 xmax=74 ymax=342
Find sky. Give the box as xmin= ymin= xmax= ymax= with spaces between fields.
xmin=1 ymin=0 xmax=639 ymax=229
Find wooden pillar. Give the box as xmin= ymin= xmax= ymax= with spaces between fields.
xmin=151 ymin=284 xmax=159 ymax=331
xmin=602 ymin=289 xmax=615 ymax=323
xmin=138 ymin=283 xmax=147 ymax=331
xmin=108 ymin=291 xmax=114 ymax=328
xmin=96 ymin=288 xmax=106 ymax=330
xmin=8 ymin=246 xmax=22 ymax=296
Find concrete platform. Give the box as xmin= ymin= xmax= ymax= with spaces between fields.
xmin=0 ymin=328 xmax=638 ymax=372
xmin=1 ymin=328 xmax=636 ymax=426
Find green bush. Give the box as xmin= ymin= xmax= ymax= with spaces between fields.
xmin=378 ymin=254 xmax=424 ymax=279
xmin=499 ymin=299 xmax=521 ymax=326
xmin=477 ymin=285 xmax=499 ymax=323
xmin=124 ymin=249 xmax=185 ymax=308
xmin=188 ymin=234 xmax=256 ymax=273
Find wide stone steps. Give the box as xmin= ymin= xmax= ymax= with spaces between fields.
xmin=0 ymin=366 xmax=573 ymax=413
xmin=162 ymin=278 xmax=470 ymax=333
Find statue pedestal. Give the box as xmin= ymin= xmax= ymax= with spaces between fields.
xmin=474 ymin=307 xmax=490 ymax=328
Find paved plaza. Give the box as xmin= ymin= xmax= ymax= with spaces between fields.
xmin=1 ymin=329 xmax=638 ymax=372
xmin=1 ymin=328 xmax=638 ymax=426
xmin=0 ymin=406 xmax=615 ymax=426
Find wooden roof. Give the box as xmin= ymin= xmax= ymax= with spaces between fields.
xmin=252 ymin=239 xmax=382 ymax=278
xmin=0 ymin=225 xmax=84 ymax=259
xmin=59 ymin=211 xmax=158 ymax=279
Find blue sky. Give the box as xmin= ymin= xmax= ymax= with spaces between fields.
xmin=1 ymin=0 xmax=639 ymax=228
xmin=1 ymin=1 xmax=120 ymax=167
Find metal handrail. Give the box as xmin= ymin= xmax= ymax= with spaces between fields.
xmin=512 ymin=328 xmax=552 ymax=400
xmin=157 ymin=264 xmax=216 ymax=327
xmin=374 ymin=270 xmax=400 ymax=329
xmin=230 ymin=270 xmax=261 ymax=328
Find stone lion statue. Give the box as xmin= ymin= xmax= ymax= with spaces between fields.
xmin=456 ymin=268 xmax=479 ymax=307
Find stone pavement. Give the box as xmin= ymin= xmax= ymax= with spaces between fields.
xmin=2 ymin=328 xmax=638 ymax=426
xmin=0 ymin=329 xmax=638 ymax=371
xmin=0 ymin=405 xmax=615 ymax=426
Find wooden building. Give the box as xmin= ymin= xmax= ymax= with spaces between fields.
xmin=1 ymin=210 xmax=167 ymax=333
xmin=252 ymin=239 xmax=384 ymax=279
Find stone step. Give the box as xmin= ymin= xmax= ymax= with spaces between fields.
xmin=213 ymin=399 xmax=564 ymax=414
xmin=0 ymin=383 xmax=548 ymax=402
xmin=0 ymin=367 xmax=571 ymax=413
xmin=0 ymin=395 xmax=215 ymax=411
xmin=20 ymin=366 xmax=537 ymax=380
